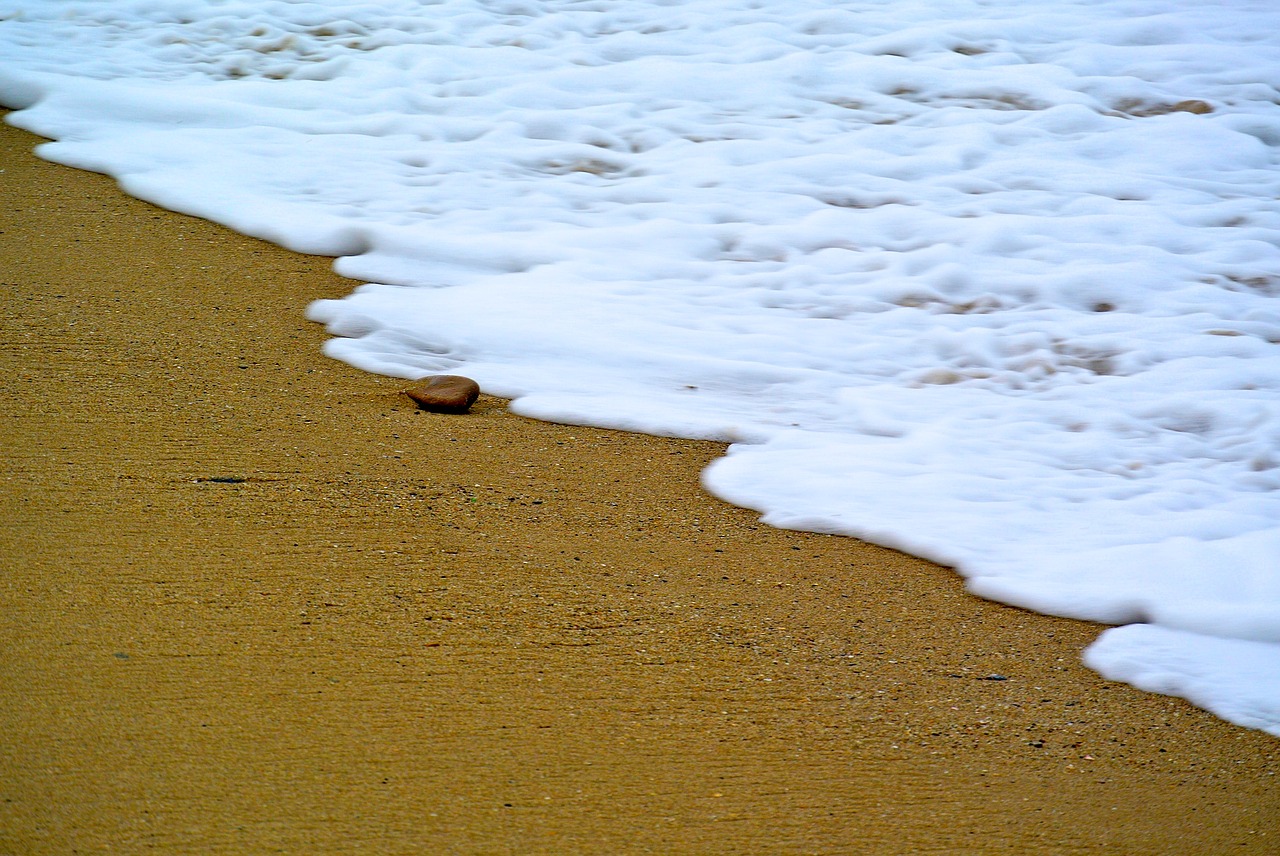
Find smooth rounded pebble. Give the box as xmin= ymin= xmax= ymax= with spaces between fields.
xmin=403 ymin=375 xmax=481 ymax=413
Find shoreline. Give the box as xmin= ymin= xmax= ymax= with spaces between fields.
xmin=2 ymin=115 xmax=1277 ymax=853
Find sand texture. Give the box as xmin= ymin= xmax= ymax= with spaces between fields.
xmin=2 ymin=117 xmax=1277 ymax=854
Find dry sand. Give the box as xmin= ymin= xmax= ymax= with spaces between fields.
xmin=1 ymin=115 xmax=1277 ymax=854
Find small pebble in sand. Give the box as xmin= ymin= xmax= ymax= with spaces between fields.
xmin=403 ymin=375 xmax=481 ymax=413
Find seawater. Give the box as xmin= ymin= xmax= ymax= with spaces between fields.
xmin=2 ymin=0 xmax=1278 ymax=736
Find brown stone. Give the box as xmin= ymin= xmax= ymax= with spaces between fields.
xmin=403 ymin=374 xmax=481 ymax=413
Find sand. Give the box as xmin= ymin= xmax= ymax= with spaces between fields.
xmin=1 ymin=114 xmax=1276 ymax=854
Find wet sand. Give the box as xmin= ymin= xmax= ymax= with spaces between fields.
xmin=1 ymin=115 xmax=1276 ymax=854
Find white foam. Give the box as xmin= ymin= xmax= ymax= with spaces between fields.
xmin=3 ymin=0 xmax=1278 ymax=737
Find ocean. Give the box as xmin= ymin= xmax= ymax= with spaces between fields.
xmin=2 ymin=0 xmax=1278 ymax=737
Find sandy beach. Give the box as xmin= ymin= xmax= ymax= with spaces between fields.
xmin=1 ymin=115 xmax=1276 ymax=853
